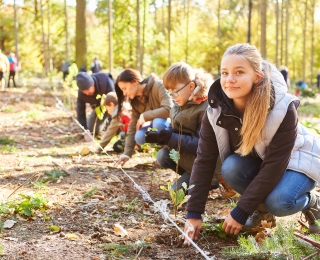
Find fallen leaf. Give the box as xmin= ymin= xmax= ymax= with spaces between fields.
xmin=100 ymin=236 xmax=112 ymax=243
xmin=113 ymin=224 xmax=128 ymax=238
xmin=46 ymin=225 xmax=60 ymax=231
xmin=145 ymin=237 xmax=152 ymax=242
xmin=80 ymin=147 xmax=91 ymax=156
xmin=66 ymin=233 xmax=79 ymax=240
xmin=3 ymin=219 xmax=16 ymax=229
xmin=4 ymin=237 xmax=18 ymax=241
xmin=91 ymin=195 xmax=105 ymax=201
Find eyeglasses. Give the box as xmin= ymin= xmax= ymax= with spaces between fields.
xmin=169 ymin=81 xmax=191 ymax=98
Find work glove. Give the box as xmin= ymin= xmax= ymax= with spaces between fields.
xmin=145 ymin=129 xmax=172 ymax=145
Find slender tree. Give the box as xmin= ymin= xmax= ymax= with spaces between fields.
xmin=76 ymin=0 xmax=87 ymax=70
xmin=40 ymin=0 xmax=48 ymax=74
xmin=285 ymin=0 xmax=289 ymax=67
xmin=136 ymin=0 xmax=141 ymax=72
xmin=309 ymin=0 xmax=315 ymax=86
xmin=108 ymin=0 xmax=113 ymax=73
xmin=13 ymin=0 xmax=20 ymax=66
xmin=275 ymin=0 xmax=279 ymax=67
xmin=185 ymin=0 xmax=189 ymax=62
xmin=168 ymin=0 xmax=171 ymax=66
xmin=260 ymin=0 xmax=267 ymax=58
xmin=217 ymin=0 xmax=221 ymax=39
xmin=64 ymin=0 xmax=70 ymax=61
xmin=247 ymin=0 xmax=252 ymax=43
xmin=47 ymin=0 xmax=53 ymax=72
xmin=302 ymin=0 xmax=307 ymax=81
xmin=141 ymin=0 xmax=147 ymax=74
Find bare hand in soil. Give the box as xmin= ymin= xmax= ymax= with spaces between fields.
xmin=222 ymin=215 xmax=242 ymax=235
xmin=115 ymin=155 xmax=129 ymax=166
xmin=183 ymin=218 xmax=202 ymax=245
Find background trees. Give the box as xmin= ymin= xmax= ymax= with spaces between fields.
xmin=0 ymin=0 xmax=319 ymax=85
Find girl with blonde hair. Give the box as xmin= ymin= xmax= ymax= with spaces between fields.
xmin=183 ymin=43 xmax=320 ymax=243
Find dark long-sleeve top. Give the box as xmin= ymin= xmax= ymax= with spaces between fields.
xmin=186 ymin=85 xmax=298 ymax=225
xmin=76 ymin=72 xmax=114 ymax=129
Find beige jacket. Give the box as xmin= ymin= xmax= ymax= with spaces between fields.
xmin=123 ymin=74 xmax=173 ymax=157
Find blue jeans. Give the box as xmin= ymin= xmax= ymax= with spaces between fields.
xmin=222 ymin=153 xmax=316 ymax=217
xmin=135 ymin=118 xmax=170 ymax=145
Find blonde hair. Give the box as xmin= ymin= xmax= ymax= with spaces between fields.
xmin=163 ymin=62 xmax=213 ymax=100
xmin=222 ymin=43 xmax=273 ymax=156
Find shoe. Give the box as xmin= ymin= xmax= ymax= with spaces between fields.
xmin=219 ymin=177 xmax=237 ymax=198
xmin=210 ymin=182 xmax=220 ymax=190
xmin=242 ymin=204 xmax=276 ymax=232
xmin=302 ymin=191 xmax=320 ymax=234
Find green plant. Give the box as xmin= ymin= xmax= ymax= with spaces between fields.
xmin=111 ymin=212 xmax=121 ymax=218
xmin=44 ymin=169 xmax=67 ymax=180
xmin=222 ymin=221 xmax=320 ymax=259
xmin=301 ymin=120 xmax=320 ymax=135
xmin=101 ymin=242 xmax=149 ymax=259
xmin=31 ymin=180 xmax=48 ymax=189
xmin=95 ymin=94 xmax=107 ymax=120
xmin=202 ymin=222 xmax=235 ymax=239
xmin=123 ymin=198 xmax=140 ymax=212
xmin=0 ymin=145 xmax=19 ymax=153
xmin=82 ymin=186 xmax=98 ymax=199
xmin=0 ymin=193 xmax=49 ymax=217
xmin=299 ymin=88 xmax=318 ymax=98
xmin=0 ymin=137 xmax=14 ymax=145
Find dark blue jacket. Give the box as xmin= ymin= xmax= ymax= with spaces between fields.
xmin=76 ymin=72 xmax=114 ymax=129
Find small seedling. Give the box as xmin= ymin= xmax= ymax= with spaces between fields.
xmin=82 ymin=186 xmax=98 ymax=199
xmin=44 ymin=169 xmax=67 ymax=180
xmin=0 ymin=137 xmax=14 ymax=145
xmin=202 ymin=222 xmax=234 ymax=239
xmin=123 ymin=198 xmax=139 ymax=212
xmin=111 ymin=212 xmax=121 ymax=219
xmin=95 ymin=94 xmax=107 ymax=120
xmin=0 ymin=145 xmax=19 ymax=153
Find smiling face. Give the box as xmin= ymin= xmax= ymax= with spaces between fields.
xmin=117 ymin=81 xmax=140 ymax=100
xmin=220 ymin=54 xmax=262 ymax=110
xmin=82 ymin=85 xmax=95 ymax=96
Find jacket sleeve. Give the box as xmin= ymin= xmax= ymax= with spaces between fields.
xmin=123 ymin=106 xmax=139 ymax=157
xmin=167 ymin=109 xmax=204 ymax=154
xmin=100 ymin=114 xmax=120 ymax=148
xmin=232 ymin=102 xmax=298 ymax=224
xmin=76 ymin=94 xmax=87 ymax=129
xmin=186 ymin=110 xmax=220 ymax=214
xmin=143 ymin=83 xmax=172 ymax=121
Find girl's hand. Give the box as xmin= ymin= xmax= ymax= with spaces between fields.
xmin=183 ymin=218 xmax=202 ymax=245
xmin=115 ymin=154 xmax=130 ymax=166
xmin=222 ymin=215 xmax=243 ymax=235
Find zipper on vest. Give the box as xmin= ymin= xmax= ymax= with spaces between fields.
xmin=222 ymin=113 xmax=243 ymax=124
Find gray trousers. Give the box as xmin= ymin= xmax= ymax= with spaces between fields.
xmin=87 ymin=110 xmax=111 ymax=136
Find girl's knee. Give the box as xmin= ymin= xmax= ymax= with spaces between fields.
xmin=135 ymin=130 xmax=146 ymax=145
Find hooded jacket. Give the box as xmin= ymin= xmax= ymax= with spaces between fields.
xmin=76 ymin=72 xmax=114 ymax=129
xmin=123 ymin=74 xmax=172 ymax=157
xmin=166 ymin=72 xmax=213 ymax=173
xmin=186 ymin=65 xmax=320 ymax=224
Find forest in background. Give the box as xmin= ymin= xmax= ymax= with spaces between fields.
xmin=0 ymin=0 xmax=319 ymax=85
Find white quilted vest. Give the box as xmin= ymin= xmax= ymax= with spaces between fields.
xmin=207 ymin=65 xmax=320 ymax=182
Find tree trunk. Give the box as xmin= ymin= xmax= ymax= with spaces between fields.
xmin=217 ymin=0 xmax=221 ymax=39
xmin=302 ymin=0 xmax=307 ymax=81
xmin=285 ymin=0 xmax=289 ymax=67
xmin=141 ymin=0 xmax=146 ymax=75
xmin=247 ymin=0 xmax=252 ymax=43
xmin=168 ymin=0 xmax=171 ymax=66
xmin=40 ymin=0 xmax=47 ymax=75
xmin=64 ymin=0 xmax=70 ymax=61
xmin=136 ymin=0 xmax=141 ymax=72
xmin=108 ymin=0 xmax=113 ymax=73
xmin=13 ymin=0 xmax=20 ymax=67
xmin=260 ymin=0 xmax=267 ymax=58
xmin=309 ymin=0 xmax=315 ymax=87
xmin=275 ymin=0 xmax=279 ymax=67
xmin=185 ymin=0 xmax=189 ymax=62
xmin=76 ymin=0 xmax=87 ymax=70
xmin=161 ymin=0 xmax=165 ymax=34
xmin=47 ymin=0 xmax=53 ymax=72
xmin=280 ymin=0 xmax=284 ymax=65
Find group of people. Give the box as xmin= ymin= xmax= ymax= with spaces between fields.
xmin=0 ymin=50 xmax=18 ymax=90
xmin=75 ymin=43 xmax=320 ymax=241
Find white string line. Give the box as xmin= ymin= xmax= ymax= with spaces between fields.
xmin=53 ymin=94 xmax=214 ymax=260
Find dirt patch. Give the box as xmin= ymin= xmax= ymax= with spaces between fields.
xmin=0 ymin=87 xmax=315 ymax=260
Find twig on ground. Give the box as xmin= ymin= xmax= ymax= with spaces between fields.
xmin=52 ymin=161 xmax=71 ymax=175
xmin=294 ymin=231 xmax=320 ymax=249
xmin=6 ymin=172 xmax=39 ymax=200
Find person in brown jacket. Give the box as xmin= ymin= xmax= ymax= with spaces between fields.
xmin=115 ymin=68 xmax=173 ymax=166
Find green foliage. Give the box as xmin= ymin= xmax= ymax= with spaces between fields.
xmin=169 ymin=149 xmax=180 ymax=164
xmin=298 ymin=102 xmax=320 ymax=118
xmin=202 ymin=222 xmax=235 ymax=239
xmin=222 ymin=221 xmax=320 ymax=259
xmin=95 ymin=94 xmax=107 ymax=120
xmin=46 ymin=225 xmax=60 ymax=231
xmin=101 ymin=242 xmax=149 ymax=259
xmin=0 ymin=145 xmax=19 ymax=153
xmin=301 ymin=120 xmax=320 ymax=135
xmin=123 ymin=198 xmax=140 ymax=212
xmin=0 ymin=137 xmax=14 ymax=145
xmin=44 ymin=169 xmax=67 ymax=180
xmin=0 ymin=193 xmax=48 ymax=217
xmin=82 ymin=186 xmax=98 ymax=199
xmin=298 ymin=88 xmax=318 ymax=98
xmin=160 ymin=182 xmax=194 ymax=208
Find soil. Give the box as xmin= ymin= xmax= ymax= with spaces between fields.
xmin=0 ymin=87 xmax=317 ymax=260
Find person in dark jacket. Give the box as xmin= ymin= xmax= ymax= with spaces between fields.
xmin=76 ymin=72 xmax=114 ymax=139
xmin=144 ymin=62 xmax=236 ymax=197
xmin=183 ymin=43 xmax=320 ymax=244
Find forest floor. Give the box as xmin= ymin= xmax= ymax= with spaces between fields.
xmin=0 ymin=85 xmax=320 ymax=260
